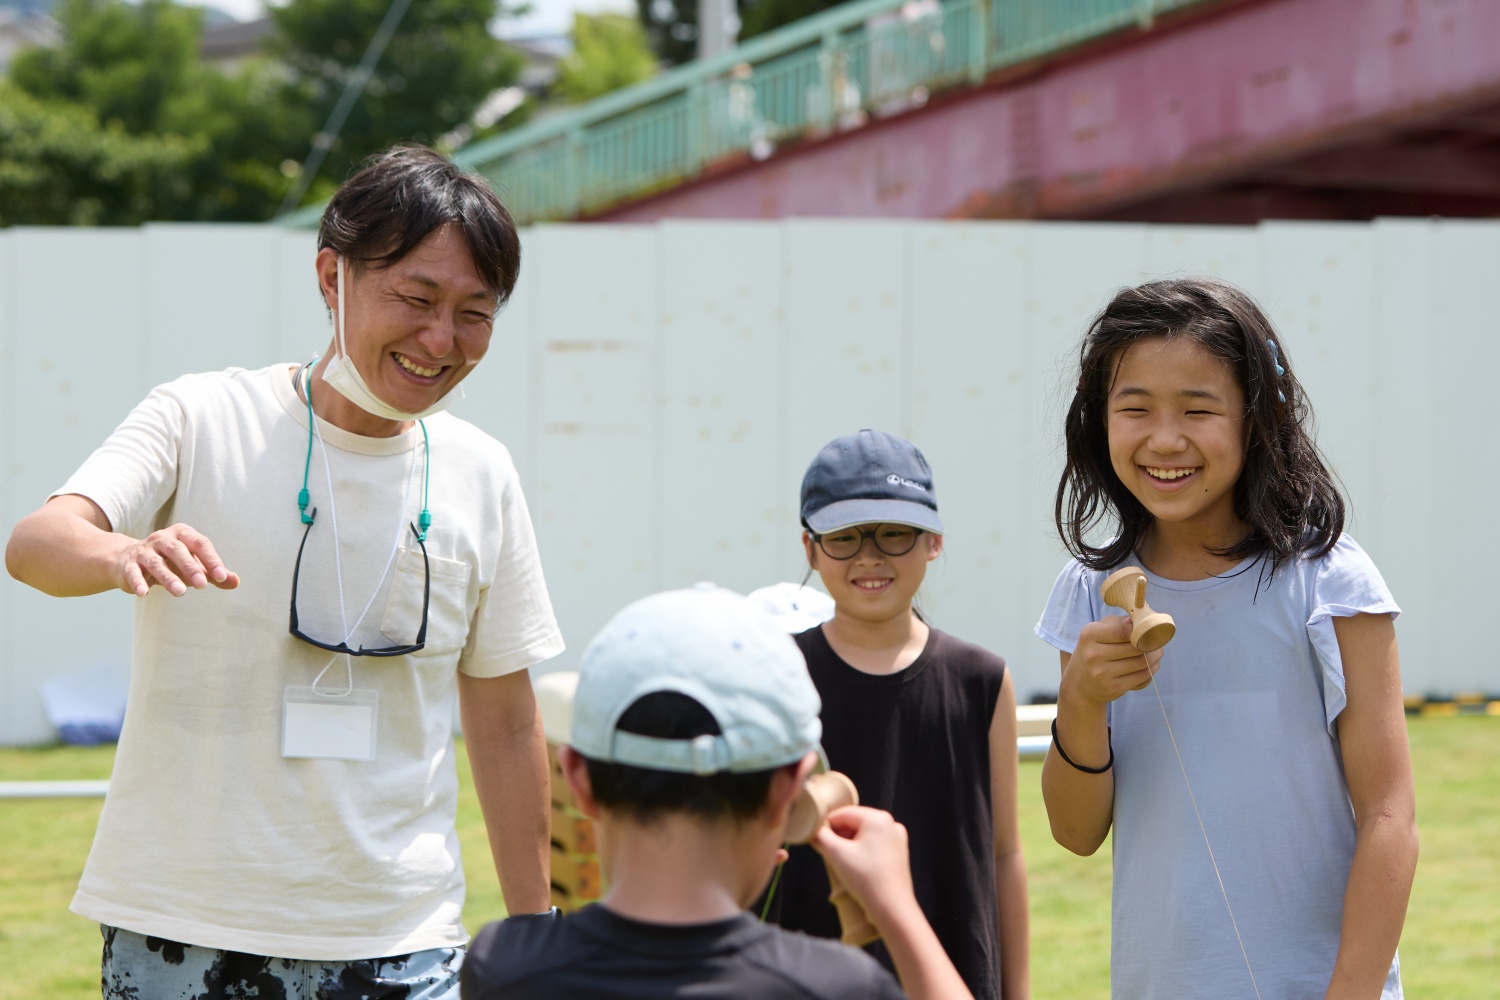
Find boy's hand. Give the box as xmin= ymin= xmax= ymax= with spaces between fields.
xmin=1063 ymin=616 xmax=1162 ymax=706
xmin=812 ymin=806 xmax=917 ymax=926
xmin=816 ymin=807 xmax=978 ymax=1000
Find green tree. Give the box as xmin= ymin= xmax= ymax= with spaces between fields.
xmin=736 ymin=0 xmax=846 ymax=42
xmin=635 ymin=0 xmax=704 ymax=67
xmin=9 ymin=0 xmax=203 ymax=134
xmin=160 ymin=61 xmax=317 ymax=221
xmin=270 ymin=0 xmax=525 ymax=199
xmin=3 ymin=0 xmax=309 ymax=222
xmin=557 ymin=13 xmax=657 ymax=104
xmin=636 ymin=0 xmax=842 ymax=67
xmin=0 ymin=80 xmax=202 ymax=225
xmin=1 ymin=0 xmax=529 ymax=222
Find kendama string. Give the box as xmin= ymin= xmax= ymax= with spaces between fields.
xmin=1147 ymin=665 xmax=1262 ymax=1000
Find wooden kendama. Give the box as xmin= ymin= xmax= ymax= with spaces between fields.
xmin=1100 ymin=566 xmax=1176 ymax=652
xmin=783 ymin=770 xmax=880 ymax=946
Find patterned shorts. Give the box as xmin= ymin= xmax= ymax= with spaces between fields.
xmin=100 ymin=924 xmax=463 ymax=1000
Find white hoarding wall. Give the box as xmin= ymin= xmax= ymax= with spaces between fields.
xmin=0 ymin=219 xmax=1492 ymax=745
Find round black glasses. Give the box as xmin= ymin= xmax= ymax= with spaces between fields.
xmin=288 ymin=515 xmax=429 ymax=656
xmin=812 ymin=523 xmax=924 ymax=560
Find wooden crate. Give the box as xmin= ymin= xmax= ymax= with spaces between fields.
xmin=547 ymin=739 xmax=602 ymax=912
xmin=550 ymin=840 xmax=602 ymax=903
xmin=552 ymin=809 xmax=598 ymax=855
xmin=546 ymin=740 xmax=574 ymax=809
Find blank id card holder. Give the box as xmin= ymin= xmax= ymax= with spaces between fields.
xmin=282 ymin=687 xmax=378 ymax=760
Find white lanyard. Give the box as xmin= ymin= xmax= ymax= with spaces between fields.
xmin=301 ymin=361 xmax=423 ymax=696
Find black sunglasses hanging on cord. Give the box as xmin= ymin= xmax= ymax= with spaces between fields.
xmin=289 ymin=361 xmax=432 ymax=656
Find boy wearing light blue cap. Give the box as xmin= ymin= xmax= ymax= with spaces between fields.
xmin=461 ymin=585 xmax=974 ymax=1000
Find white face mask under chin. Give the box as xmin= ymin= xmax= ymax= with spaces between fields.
xmin=321 ymin=256 xmax=465 ymax=423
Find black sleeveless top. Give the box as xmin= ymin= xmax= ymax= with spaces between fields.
xmin=762 ymin=625 xmax=1007 ymax=1000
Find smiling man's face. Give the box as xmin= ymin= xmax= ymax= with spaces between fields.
xmin=315 ymin=224 xmax=498 ymax=435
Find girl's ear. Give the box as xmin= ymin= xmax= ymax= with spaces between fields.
xmin=926 ymin=532 xmax=944 ymax=561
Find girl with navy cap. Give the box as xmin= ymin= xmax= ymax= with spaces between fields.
xmin=762 ymin=429 xmax=1031 ymax=1000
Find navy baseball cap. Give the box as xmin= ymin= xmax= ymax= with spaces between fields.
xmin=800 ymin=429 xmax=943 ymax=535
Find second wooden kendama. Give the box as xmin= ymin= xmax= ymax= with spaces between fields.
xmin=783 ymin=770 xmax=880 ymax=946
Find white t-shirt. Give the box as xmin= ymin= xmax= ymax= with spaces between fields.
xmin=1036 ymin=535 xmax=1402 ymax=1000
xmin=58 ymin=364 xmax=564 ymax=960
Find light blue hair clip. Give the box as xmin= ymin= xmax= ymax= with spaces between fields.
xmin=1267 ymin=339 xmax=1287 ymax=403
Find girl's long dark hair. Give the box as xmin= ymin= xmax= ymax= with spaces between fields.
xmin=1055 ymin=277 xmax=1344 ymax=575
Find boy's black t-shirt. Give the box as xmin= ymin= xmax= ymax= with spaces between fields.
xmin=461 ymin=905 xmax=906 ymax=1000
xmin=763 ymin=625 xmax=1007 ymax=1000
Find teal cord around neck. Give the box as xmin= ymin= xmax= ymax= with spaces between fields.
xmin=299 ymin=363 xmax=316 ymax=525
xmin=299 ymin=361 xmax=431 ymax=539
xmin=417 ymin=419 xmax=432 ymax=541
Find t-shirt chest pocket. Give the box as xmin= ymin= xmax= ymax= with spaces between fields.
xmin=380 ymin=546 xmax=474 ymax=656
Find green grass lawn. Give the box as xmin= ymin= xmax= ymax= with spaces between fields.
xmin=2 ymin=716 xmax=1495 ymax=999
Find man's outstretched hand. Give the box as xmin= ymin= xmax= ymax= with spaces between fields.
xmin=115 ymin=523 xmax=239 ymax=597
xmin=6 ymin=495 xmax=239 ymax=599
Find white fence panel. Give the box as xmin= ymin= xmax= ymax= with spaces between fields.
xmin=1367 ymin=219 xmax=1437 ymax=690
xmin=143 ymin=225 xmax=282 ymax=383
xmin=4 ymin=229 xmax=148 ymax=746
xmin=1 ymin=230 xmax=10 ymax=739
xmin=1262 ymin=223 xmax=1382 ymax=539
xmin=526 ymin=225 xmax=661 ymax=661
xmin=271 ymin=231 xmax=328 ymax=366
xmin=908 ymin=222 xmax=1043 ymax=681
xmin=1144 ymin=226 xmax=1266 ymax=300
xmin=1 ymin=218 xmax=1496 ymax=745
xmin=656 ymin=222 xmax=787 ymax=594
xmin=1426 ymin=222 xmax=1500 ymax=695
xmin=782 ymin=221 xmax=911 ymax=585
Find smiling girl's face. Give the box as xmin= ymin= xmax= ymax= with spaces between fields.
xmin=1107 ymin=336 xmax=1248 ymax=550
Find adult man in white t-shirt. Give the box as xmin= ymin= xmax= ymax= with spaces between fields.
xmin=5 ymin=146 xmax=563 ymax=999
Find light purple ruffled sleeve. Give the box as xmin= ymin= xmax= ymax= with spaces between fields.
xmin=1305 ymin=534 xmax=1400 ymax=737
xmin=1035 ymin=558 xmax=1103 ymax=656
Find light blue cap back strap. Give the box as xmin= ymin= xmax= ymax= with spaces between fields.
xmin=609 ymin=731 xmax=734 ymax=775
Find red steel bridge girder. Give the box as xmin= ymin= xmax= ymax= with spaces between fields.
xmin=598 ymin=0 xmax=1500 ymax=223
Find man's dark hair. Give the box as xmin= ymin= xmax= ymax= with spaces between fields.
xmin=317 ymin=145 xmax=521 ymax=304
xmin=1056 ymin=277 xmax=1345 ymax=577
xmin=583 ymin=692 xmax=781 ymax=823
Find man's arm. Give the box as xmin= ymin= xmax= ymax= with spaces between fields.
xmin=5 ymin=494 xmax=237 ymax=597
xmin=814 ymin=806 xmax=975 ymax=1000
xmin=1324 ymin=613 xmax=1418 ymax=1000
xmin=989 ymin=672 xmax=1031 ymax=1000
xmin=459 ymin=669 xmax=551 ymax=915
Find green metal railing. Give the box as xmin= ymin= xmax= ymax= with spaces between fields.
xmin=281 ymin=0 xmax=1214 ymax=226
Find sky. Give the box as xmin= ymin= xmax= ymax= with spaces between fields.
xmin=183 ymin=0 xmax=636 ymax=39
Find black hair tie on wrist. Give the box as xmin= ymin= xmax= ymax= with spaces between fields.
xmin=1052 ymin=718 xmax=1113 ymax=774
